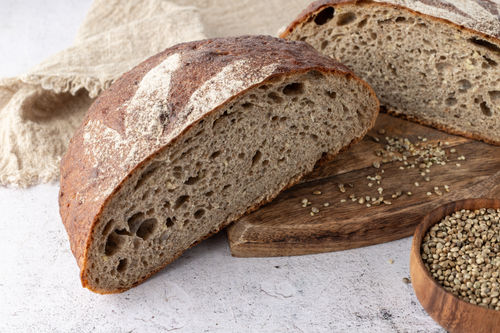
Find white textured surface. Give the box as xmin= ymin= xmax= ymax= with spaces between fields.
xmin=0 ymin=1 xmax=444 ymax=332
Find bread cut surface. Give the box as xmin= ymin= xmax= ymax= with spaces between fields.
xmin=282 ymin=0 xmax=500 ymax=145
xmin=59 ymin=36 xmax=379 ymax=293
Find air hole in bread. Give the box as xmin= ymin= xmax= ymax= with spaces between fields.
xmin=205 ymin=190 xmax=214 ymax=197
xmin=325 ymin=90 xmax=336 ymax=99
xmin=185 ymin=174 xmax=200 ymax=185
xmin=194 ymin=209 xmax=205 ymax=219
xmin=480 ymin=102 xmax=492 ymax=116
xmin=117 ymin=258 xmax=128 ymax=273
xmin=166 ymin=217 xmax=175 ymax=227
xmin=268 ymin=92 xmax=283 ymax=103
xmin=135 ymin=162 xmax=161 ymax=189
xmin=136 ymin=218 xmax=157 ymax=240
xmin=251 ymin=150 xmax=262 ymax=166
xmin=337 ymin=12 xmax=356 ymax=26
xmin=282 ymin=83 xmax=303 ymax=96
xmin=311 ymin=134 xmax=319 ymax=141
xmin=104 ymin=232 xmax=123 ymax=256
xmin=468 ymin=37 xmax=500 ymax=53
xmin=314 ymin=7 xmax=334 ymax=25
xmin=210 ymin=151 xmax=221 ymax=159
xmin=242 ymin=102 xmax=253 ymax=108
xmin=174 ymin=195 xmax=190 ymax=209
xmin=489 ymin=91 xmax=500 ymax=104
xmin=358 ymin=18 xmax=368 ymax=28
xmin=445 ymin=97 xmax=457 ymax=107
xmin=458 ymin=79 xmax=472 ymax=92
xmin=127 ymin=212 xmax=145 ymax=233
xmin=320 ymin=40 xmax=329 ymax=50
xmin=483 ymin=55 xmax=498 ymax=67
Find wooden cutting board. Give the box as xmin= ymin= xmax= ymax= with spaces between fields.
xmin=227 ymin=114 xmax=500 ymax=257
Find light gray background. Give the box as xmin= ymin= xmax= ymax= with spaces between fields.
xmin=0 ymin=1 xmax=443 ymax=332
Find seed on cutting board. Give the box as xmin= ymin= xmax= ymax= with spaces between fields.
xmin=444 ymin=185 xmax=450 ymax=192
xmin=312 ymin=190 xmax=322 ymax=195
xmin=456 ymin=163 xmax=461 ymax=167
xmin=368 ymin=182 xmax=373 ymax=187
xmin=340 ymin=199 xmax=347 ymax=203
xmin=450 ymin=148 xmax=456 ymax=153
xmin=424 ymin=177 xmax=430 ymax=182
xmin=378 ymin=129 xmax=386 ymax=135
xmin=426 ymin=192 xmax=432 ymax=196
xmin=358 ymin=198 xmax=365 ymax=204
xmin=373 ymin=161 xmax=381 ymax=169
xmin=383 ymin=200 xmax=392 ymax=205
xmin=377 ymin=187 xmax=383 ymax=194
xmin=458 ymin=155 xmax=466 ymax=160
xmin=407 ymin=191 xmax=412 ymax=196
xmin=311 ymin=207 xmax=319 ymax=213
xmin=323 ymin=202 xmax=330 ymax=207
xmin=415 ymin=182 xmax=420 ymax=187
xmin=422 ymin=208 xmax=500 ymax=310
xmin=338 ymin=184 xmax=346 ymax=193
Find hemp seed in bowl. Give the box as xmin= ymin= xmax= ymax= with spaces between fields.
xmin=421 ymin=208 xmax=500 ymax=310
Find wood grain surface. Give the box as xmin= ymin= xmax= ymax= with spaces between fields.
xmin=227 ymin=114 xmax=500 ymax=257
xmin=410 ymin=198 xmax=500 ymax=333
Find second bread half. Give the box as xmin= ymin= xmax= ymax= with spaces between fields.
xmin=282 ymin=0 xmax=500 ymax=145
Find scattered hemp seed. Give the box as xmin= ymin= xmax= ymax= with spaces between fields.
xmin=407 ymin=191 xmax=413 ymax=196
xmin=311 ymin=207 xmax=319 ymax=214
xmin=402 ymin=277 xmax=411 ymax=284
xmin=377 ymin=187 xmax=384 ymax=195
xmin=338 ymin=184 xmax=346 ymax=193
xmin=378 ymin=129 xmax=386 ymax=135
xmin=415 ymin=182 xmax=420 ymax=187
xmin=421 ymin=208 xmax=500 ymax=311
xmin=450 ymin=148 xmax=456 ymax=153
xmin=368 ymin=183 xmax=373 ymax=188
xmin=340 ymin=199 xmax=347 ymax=203
xmin=458 ymin=155 xmax=466 ymax=160
xmin=456 ymin=163 xmax=461 ymax=167
xmin=312 ymin=190 xmax=322 ymax=195
xmin=370 ymin=135 xmax=380 ymax=143
xmin=323 ymin=202 xmax=330 ymax=207
xmin=444 ymin=185 xmax=450 ymax=192
xmin=366 ymin=203 xmax=372 ymax=207
xmin=426 ymin=192 xmax=432 ymax=196
xmin=358 ymin=197 xmax=365 ymax=204
xmin=373 ymin=161 xmax=381 ymax=169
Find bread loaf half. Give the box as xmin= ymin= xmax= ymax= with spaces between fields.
xmin=282 ymin=0 xmax=500 ymax=145
xmin=59 ymin=36 xmax=378 ymax=293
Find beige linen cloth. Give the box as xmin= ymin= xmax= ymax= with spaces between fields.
xmin=0 ymin=0 xmax=311 ymax=186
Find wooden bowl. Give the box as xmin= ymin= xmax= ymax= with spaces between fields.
xmin=410 ymin=198 xmax=500 ymax=333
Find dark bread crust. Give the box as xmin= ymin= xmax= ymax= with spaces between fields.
xmin=281 ymin=0 xmax=500 ymax=145
xmin=59 ymin=35 xmax=379 ymax=293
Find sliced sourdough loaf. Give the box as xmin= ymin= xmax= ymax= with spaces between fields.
xmin=282 ymin=0 xmax=500 ymax=145
xmin=59 ymin=35 xmax=379 ymax=293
